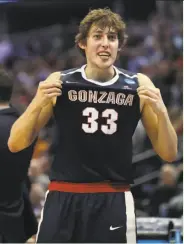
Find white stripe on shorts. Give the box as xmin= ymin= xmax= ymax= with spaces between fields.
xmin=125 ymin=191 xmax=136 ymax=243
xmin=35 ymin=190 xmax=49 ymax=243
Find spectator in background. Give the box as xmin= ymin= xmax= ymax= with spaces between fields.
xmin=0 ymin=69 xmax=38 ymax=242
xmin=149 ymin=164 xmax=178 ymax=217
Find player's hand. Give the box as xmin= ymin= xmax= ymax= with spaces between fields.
xmin=137 ymin=86 xmax=167 ymax=116
xmin=35 ymin=72 xmax=62 ymax=107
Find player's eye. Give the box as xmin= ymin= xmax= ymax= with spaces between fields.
xmin=93 ymin=34 xmax=101 ymax=39
xmin=108 ymin=35 xmax=117 ymax=41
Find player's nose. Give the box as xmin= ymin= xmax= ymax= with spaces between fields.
xmin=101 ymin=36 xmax=109 ymax=48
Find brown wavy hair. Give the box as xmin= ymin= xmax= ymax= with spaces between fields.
xmin=75 ymin=8 xmax=127 ymax=56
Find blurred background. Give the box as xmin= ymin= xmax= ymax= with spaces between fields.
xmin=0 ymin=0 xmax=183 ymax=242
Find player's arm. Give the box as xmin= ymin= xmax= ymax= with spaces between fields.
xmin=137 ymin=73 xmax=178 ymax=162
xmin=8 ymin=72 xmax=62 ymax=152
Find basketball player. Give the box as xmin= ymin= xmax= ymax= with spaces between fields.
xmin=0 ymin=69 xmax=37 ymax=242
xmin=8 ymin=8 xmax=177 ymax=243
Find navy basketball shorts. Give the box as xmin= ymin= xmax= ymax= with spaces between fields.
xmin=36 ymin=181 xmax=137 ymax=243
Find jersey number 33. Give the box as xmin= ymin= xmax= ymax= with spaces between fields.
xmin=82 ymin=107 xmax=118 ymax=135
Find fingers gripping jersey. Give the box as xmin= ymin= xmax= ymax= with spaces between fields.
xmin=51 ymin=65 xmax=141 ymax=183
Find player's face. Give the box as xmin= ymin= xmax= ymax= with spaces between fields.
xmin=80 ymin=25 xmax=119 ymax=69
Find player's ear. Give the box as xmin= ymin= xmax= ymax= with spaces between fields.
xmin=78 ymin=41 xmax=86 ymax=50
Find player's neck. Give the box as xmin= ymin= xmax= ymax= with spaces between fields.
xmin=85 ymin=64 xmax=115 ymax=82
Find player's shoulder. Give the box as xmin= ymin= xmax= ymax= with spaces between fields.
xmin=137 ymin=72 xmax=154 ymax=87
xmin=59 ymin=66 xmax=84 ymax=83
xmin=115 ymin=67 xmax=138 ymax=78
xmin=44 ymin=68 xmax=81 ymax=81
xmin=61 ymin=67 xmax=82 ymax=77
xmin=115 ymin=67 xmax=139 ymax=88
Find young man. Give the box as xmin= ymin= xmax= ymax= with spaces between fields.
xmin=0 ymin=69 xmax=38 ymax=242
xmin=8 ymin=8 xmax=177 ymax=243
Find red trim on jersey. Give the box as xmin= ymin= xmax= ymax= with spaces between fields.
xmin=48 ymin=181 xmax=130 ymax=193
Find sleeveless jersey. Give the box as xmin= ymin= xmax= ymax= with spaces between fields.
xmin=51 ymin=65 xmax=141 ymax=183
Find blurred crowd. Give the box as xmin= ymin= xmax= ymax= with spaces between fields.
xmin=0 ymin=1 xmax=183 ymax=221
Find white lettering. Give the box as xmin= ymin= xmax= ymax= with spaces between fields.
xmin=68 ymin=90 xmax=134 ymax=106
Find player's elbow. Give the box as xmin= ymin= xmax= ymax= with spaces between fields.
xmin=159 ymin=150 xmax=178 ymax=163
xmin=8 ymin=136 xmax=30 ymax=152
xmin=8 ymin=139 xmax=20 ymax=152
xmin=165 ymin=153 xmax=178 ymax=163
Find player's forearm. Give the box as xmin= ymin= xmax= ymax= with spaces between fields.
xmin=8 ymin=98 xmax=42 ymax=152
xmin=155 ymin=111 xmax=178 ymax=162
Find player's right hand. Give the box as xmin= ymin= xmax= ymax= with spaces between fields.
xmin=35 ymin=72 xmax=62 ymax=107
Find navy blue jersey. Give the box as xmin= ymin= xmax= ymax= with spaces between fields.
xmin=51 ymin=65 xmax=141 ymax=183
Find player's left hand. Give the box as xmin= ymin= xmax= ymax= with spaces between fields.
xmin=137 ymin=86 xmax=167 ymax=116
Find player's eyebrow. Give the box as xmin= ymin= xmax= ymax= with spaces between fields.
xmin=91 ymin=29 xmax=117 ymax=35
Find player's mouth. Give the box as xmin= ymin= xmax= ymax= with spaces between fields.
xmin=97 ymin=52 xmax=111 ymax=57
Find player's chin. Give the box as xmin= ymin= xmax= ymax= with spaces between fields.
xmin=96 ymin=60 xmax=114 ymax=69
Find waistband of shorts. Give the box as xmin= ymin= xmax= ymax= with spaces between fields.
xmin=48 ymin=181 xmax=130 ymax=193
